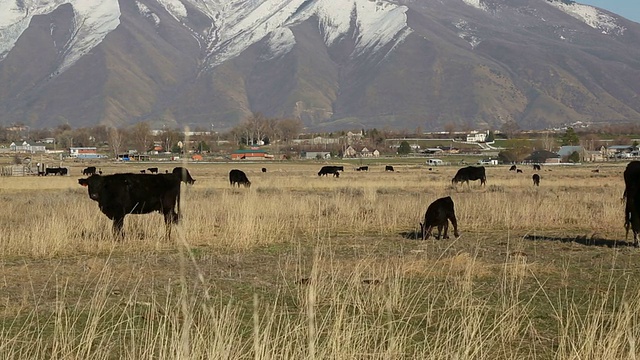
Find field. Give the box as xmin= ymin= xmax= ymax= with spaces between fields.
xmin=1 ymin=161 xmax=639 ymax=359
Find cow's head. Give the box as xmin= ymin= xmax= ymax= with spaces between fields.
xmin=78 ymin=175 xmax=103 ymax=201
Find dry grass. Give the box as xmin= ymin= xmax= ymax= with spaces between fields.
xmin=1 ymin=161 xmax=639 ymax=359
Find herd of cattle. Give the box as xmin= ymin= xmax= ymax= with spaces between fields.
xmin=73 ymin=161 xmax=640 ymax=246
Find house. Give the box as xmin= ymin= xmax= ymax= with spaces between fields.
xmin=231 ymin=149 xmax=272 ymax=160
xmin=69 ymin=147 xmax=99 ymax=158
xmin=343 ymin=146 xmax=357 ymax=158
xmin=361 ymin=147 xmax=371 ymax=157
xmin=477 ymin=158 xmax=499 ymax=165
xmin=10 ymin=141 xmax=46 ymax=153
xmin=608 ymin=145 xmax=635 ymax=158
xmin=524 ymin=150 xmax=561 ymax=164
xmin=301 ymin=151 xmax=331 ymax=160
xmin=466 ymin=131 xmax=488 ymax=143
xmin=372 ymin=149 xmax=380 ymax=157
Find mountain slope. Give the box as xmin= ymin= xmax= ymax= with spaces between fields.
xmin=0 ymin=0 xmax=638 ymax=130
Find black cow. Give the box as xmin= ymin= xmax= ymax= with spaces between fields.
xmin=509 ymin=165 xmax=517 ymax=171
xmin=385 ymin=165 xmax=394 ymax=172
xmin=452 ymin=166 xmax=486 ymax=187
xmin=45 ymin=167 xmax=67 ymax=176
xmin=624 ymin=161 xmax=640 ymax=246
xmin=78 ymin=167 xmax=195 ymax=238
xmin=533 ymin=164 xmax=541 ymax=171
xmin=262 ymin=168 xmax=267 ymax=173
xmin=173 ymin=166 xmax=196 ymax=184
xmin=356 ymin=166 xmax=369 ymax=171
xmin=517 ymin=169 xmax=523 ymax=174
xmin=318 ymin=166 xmax=343 ymax=177
xmin=83 ymin=166 xmax=97 ymax=176
xmin=147 ymin=167 xmax=159 ymax=174
xmin=532 ymin=174 xmax=540 ymax=186
xmin=420 ymin=196 xmax=460 ymax=240
xmin=229 ymin=169 xmax=251 ymax=188
xmin=140 ymin=170 xmax=146 ymax=174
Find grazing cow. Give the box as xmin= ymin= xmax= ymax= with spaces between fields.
xmin=385 ymin=165 xmax=394 ymax=172
xmin=509 ymin=165 xmax=517 ymax=171
xmin=533 ymin=164 xmax=541 ymax=171
xmin=262 ymin=168 xmax=267 ymax=173
xmin=356 ymin=166 xmax=369 ymax=171
xmin=140 ymin=170 xmax=146 ymax=174
xmin=83 ymin=166 xmax=97 ymax=176
xmin=147 ymin=167 xmax=159 ymax=174
xmin=624 ymin=161 xmax=640 ymax=246
xmin=532 ymin=174 xmax=540 ymax=186
xmin=45 ymin=167 xmax=67 ymax=176
xmin=229 ymin=169 xmax=251 ymax=188
xmin=318 ymin=166 xmax=343 ymax=177
xmin=452 ymin=166 xmax=486 ymax=187
xmin=420 ymin=196 xmax=460 ymax=240
xmin=517 ymin=169 xmax=523 ymax=173
xmin=592 ymin=169 xmax=600 ymax=173
xmin=173 ymin=166 xmax=196 ymax=184
xmin=78 ymin=167 xmax=195 ymax=238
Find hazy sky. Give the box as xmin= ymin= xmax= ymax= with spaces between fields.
xmin=579 ymin=1 xmax=640 ymax=23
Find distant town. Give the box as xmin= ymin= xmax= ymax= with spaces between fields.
xmin=2 ymin=118 xmax=640 ymax=175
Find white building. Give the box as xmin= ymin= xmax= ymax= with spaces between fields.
xmin=466 ymin=131 xmax=488 ymax=143
xmin=10 ymin=141 xmax=46 ymax=153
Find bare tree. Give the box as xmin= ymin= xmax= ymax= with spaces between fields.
xmin=277 ymin=118 xmax=303 ymax=144
xmin=129 ymin=122 xmax=152 ymax=153
xmin=109 ymin=127 xmax=124 ymax=159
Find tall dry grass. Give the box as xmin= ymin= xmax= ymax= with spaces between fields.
xmin=1 ymin=163 xmax=637 ymax=359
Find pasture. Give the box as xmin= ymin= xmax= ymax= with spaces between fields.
xmin=1 ymin=161 xmax=639 ymax=359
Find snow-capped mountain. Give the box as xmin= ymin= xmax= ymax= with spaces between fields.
xmin=0 ymin=0 xmax=638 ymax=130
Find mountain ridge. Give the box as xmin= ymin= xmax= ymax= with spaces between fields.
xmin=0 ymin=0 xmax=638 ymax=130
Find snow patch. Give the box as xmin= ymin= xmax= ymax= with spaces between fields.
xmin=262 ymin=27 xmax=295 ymax=61
xmin=454 ymin=20 xmax=481 ymax=49
xmin=195 ymin=0 xmax=412 ymax=68
xmin=136 ymin=1 xmax=160 ymax=26
xmin=157 ymin=0 xmax=188 ymax=21
xmin=0 ymin=0 xmax=120 ymax=72
xmin=462 ymin=0 xmax=488 ymax=12
xmin=547 ymin=1 xmax=625 ymax=35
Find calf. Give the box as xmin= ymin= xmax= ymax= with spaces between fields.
xmin=78 ymin=167 xmax=195 ymax=238
xmin=533 ymin=164 xmax=541 ymax=171
xmin=147 ymin=167 xmax=159 ymax=174
xmin=45 ymin=167 xmax=67 ymax=176
xmin=229 ymin=169 xmax=251 ymax=188
xmin=420 ymin=196 xmax=460 ymax=240
xmin=356 ymin=166 xmax=369 ymax=171
xmin=173 ymin=166 xmax=196 ymax=184
xmin=318 ymin=166 xmax=343 ymax=177
xmin=517 ymin=169 xmax=523 ymax=173
xmin=83 ymin=166 xmax=97 ymax=176
xmin=532 ymin=174 xmax=540 ymax=186
xmin=385 ymin=165 xmax=394 ymax=172
xmin=509 ymin=165 xmax=517 ymax=171
xmin=262 ymin=168 xmax=267 ymax=173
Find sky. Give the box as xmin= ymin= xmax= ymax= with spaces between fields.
xmin=579 ymin=0 xmax=640 ymax=23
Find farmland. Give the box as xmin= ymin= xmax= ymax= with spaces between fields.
xmin=1 ymin=161 xmax=639 ymax=359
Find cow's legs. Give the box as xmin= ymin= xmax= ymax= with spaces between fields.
xmin=112 ymin=216 xmax=125 ymax=239
xmin=449 ymin=215 xmax=460 ymax=237
xmin=163 ymin=210 xmax=179 ymax=240
xmin=442 ymin=222 xmax=449 ymax=239
xmin=436 ymin=224 xmax=444 ymax=240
